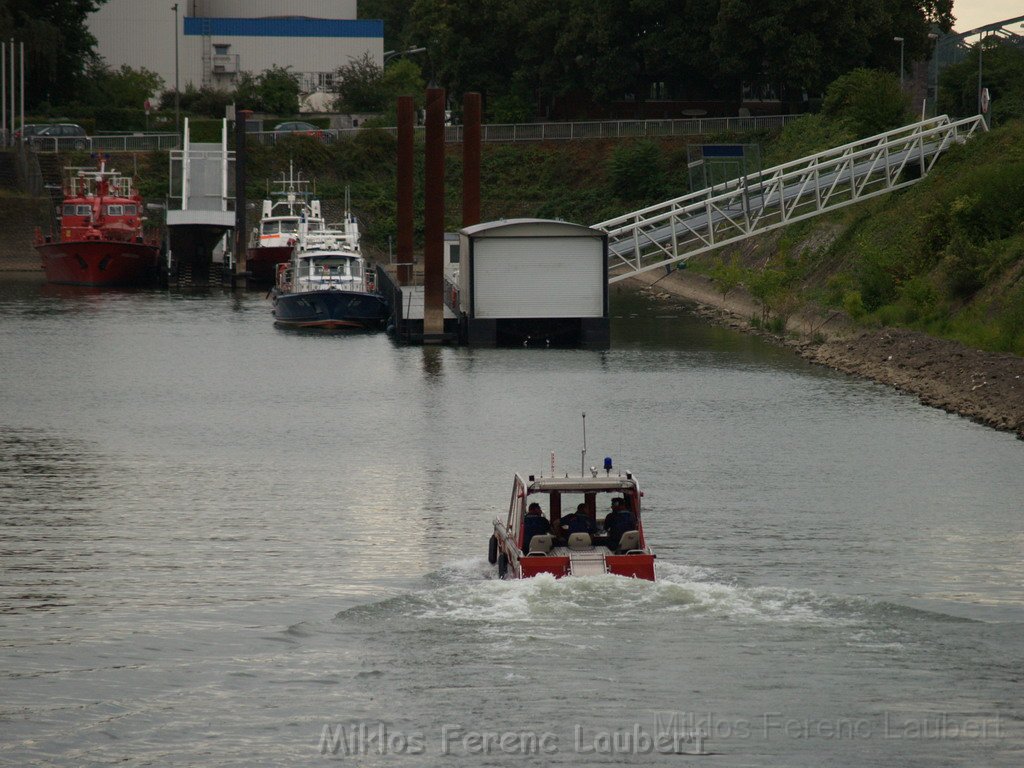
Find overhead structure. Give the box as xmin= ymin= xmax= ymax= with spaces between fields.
xmin=166 ymin=117 xmax=236 ymax=285
xmin=594 ymin=114 xmax=987 ymax=283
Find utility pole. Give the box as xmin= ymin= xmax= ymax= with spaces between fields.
xmin=173 ymin=3 xmax=180 ymax=137
xmin=893 ymin=36 xmax=905 ymax=89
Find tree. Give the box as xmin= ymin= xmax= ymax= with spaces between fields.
xmin=379 ymin=58 xmax=425 ymax=107
xmin=160 ymin=84 xmax=234 ymax=118
xmin=333 ymin=53 xmax=386 ymax=112
xmin=80 ymin=62 xmax=163 ymax=109
xmin=939 ymin=38 xmax=1024 ymax=123
xmin=0 ymin=0 xmax=108 ymax=108
xmin=821 ymin=68 xmax=909 ymax=136
xmin=235 ymin=66 xmax=301 ymax=115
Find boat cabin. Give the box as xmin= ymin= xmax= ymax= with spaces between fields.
xmin=56 ymin=165 xmax=146 ymax=243
xmin=277 ymin=251 xmax=367 ymax=293
xmin=492 ymin=472 xmax=656 ymax=580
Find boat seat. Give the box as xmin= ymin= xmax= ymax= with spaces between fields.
xmin=567 ymin=532 xmax=592 ymax=551
xmin=616 ymin=530 xmax=641 ymax=553
xmin=527 ymin=534 xmax=553 ymax=555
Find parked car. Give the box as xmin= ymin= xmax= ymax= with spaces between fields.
xmin=11 ymin=123 xmax=49 ymax=144
xmin=273 ymin=121 xmax=325 ymax=139
xmin=29 ymin=124 xmax=90 ymax=151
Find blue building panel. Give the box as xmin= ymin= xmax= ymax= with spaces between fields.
xmin=184 ymin=17 xmax=383 ymax=38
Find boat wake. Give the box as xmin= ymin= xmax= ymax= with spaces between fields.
xmin=330 ymin=557 xmax=979 ymax=655
xmin=333 ymin=557 xmax=857 ymax=630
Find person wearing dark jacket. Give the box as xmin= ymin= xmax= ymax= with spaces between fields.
xmin=522 ymin=502 xmax=551 ymax=552
xmin=559 ymin=503 xmax=595 ymax=540
xmin=604 ymin=497 xmax=636 ymax=550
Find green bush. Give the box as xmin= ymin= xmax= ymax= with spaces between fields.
xmin=709 ymin=257 xmax=745 ymax=297
xmin=842 ymin=290 xmax=866 ymax=318
xmin=607 ymin=140 xmax=666 ymax=201
xmin=821 ymin=68 xmax=909 ymax=138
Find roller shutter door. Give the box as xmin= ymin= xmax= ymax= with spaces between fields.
xmin=472 ymin=237 xmax=603 ymax=318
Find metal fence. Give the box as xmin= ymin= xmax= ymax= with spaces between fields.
xmin=24 ymin=114 xmax=799 ymax=154
xmin=248 ymin=114 xmax=799 ymax=146
xmin=28 ymin=133 xmax=181 ymax=154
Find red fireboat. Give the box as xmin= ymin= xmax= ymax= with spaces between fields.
xmin=35 ymin=160 xmax=161 ymax=287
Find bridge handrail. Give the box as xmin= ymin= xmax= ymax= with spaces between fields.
xmin=597 ymin=114 xmax=988 ymax=282
xmin=595 ymin=115 xmax=984 ymax=234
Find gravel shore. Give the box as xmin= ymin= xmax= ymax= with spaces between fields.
xmin=629 ymin=269 xmax=1024 ymax=440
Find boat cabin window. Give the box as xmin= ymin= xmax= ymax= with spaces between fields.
xmin=321 ymin=259 xmax=354 ymax=277
xmin=63 ymin=204 xmax=77 ymax=216
xmin=123 ymin=204 xmax=137 ymax=216
xmin=262 ymin=221 xmax=280 ymax=235
xmin=104 ymin=205 xmax=124 ymax=216
xmin=280 ymin=220 xmax=299 ymax=234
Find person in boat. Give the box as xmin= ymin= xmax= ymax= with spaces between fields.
xmin=604 ymin=497 xmax=637 ymax=551
xmin=523 ymin=502 xmax=551 ymax=552
xmin=559 ymin=503 xmax=595 ymax=541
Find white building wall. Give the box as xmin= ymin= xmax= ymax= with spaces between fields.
xmin=191 ymin=1 xmax=357 ymax=18
xmin=88 ymin=0 xmax=379 ymax=98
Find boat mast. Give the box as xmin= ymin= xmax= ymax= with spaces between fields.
xmin=580 ymin=412 xmax=587 ymax=477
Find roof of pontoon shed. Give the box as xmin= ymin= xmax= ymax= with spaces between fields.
xmin=460 ymin=219 xmax=602 ymax=239
xmin=523 ymin=475 xmax=638 ymax=493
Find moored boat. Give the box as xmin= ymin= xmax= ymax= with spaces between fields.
xmin=35 ymin=161 xmax=160 ymax=287
xmin=489 ymin=464 xmax=656 ymax=581
xmin=271 ymin=194 xmax=388 ymax=329
xmin=246 ymin=164 xmax=322 ymax=287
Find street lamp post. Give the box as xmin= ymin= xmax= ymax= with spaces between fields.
xmin=173 ymin=3 xmax=180 ymax=136
xmin=383 ymin=46 xmax=426 ymax=65
xmin=927 ymin=32 xmax=939 ymax=115
xmin=976 ymin=32 xmax=984 ymax=121
xmin=894 ymin=36 xmax=905 ymax=89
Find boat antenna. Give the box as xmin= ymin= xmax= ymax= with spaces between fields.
xmin=580 ymin=412 xmax=587 ymax=477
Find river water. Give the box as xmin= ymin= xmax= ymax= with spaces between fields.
xmin=0 ymin=277 xmax=1021 ymax=767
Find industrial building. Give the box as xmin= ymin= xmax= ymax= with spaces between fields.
xmin=87 ymin=0 xmax=383 ymax=97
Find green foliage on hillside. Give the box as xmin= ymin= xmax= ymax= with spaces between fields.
xmin=834 ymin=123 xmax=1024 ymax=353
xmin=939 ymin=37 xmax=1024 ymax=123
xmin=701 ymin=120 xmax=1024 ymax=355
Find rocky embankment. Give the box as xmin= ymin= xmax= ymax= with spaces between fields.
xmin=630 ymin=269 xmax=1024 ymax=440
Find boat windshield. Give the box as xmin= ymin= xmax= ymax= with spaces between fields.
xmin=262 ymin=221 xmax=279 ymax=235
xmin=313 ymin=257 xmax=357 ymax=278
xmin=281 ymin=220 xmax=299 ymax=234
xmin=104 ymin=205 xmax=123 ymax=216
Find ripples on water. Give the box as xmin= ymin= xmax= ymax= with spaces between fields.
xmin=0 ymin=281 xmax=1021 ymax=767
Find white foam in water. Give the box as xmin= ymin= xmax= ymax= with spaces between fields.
xmin=414 ymin=557 xmax=857 ymax=628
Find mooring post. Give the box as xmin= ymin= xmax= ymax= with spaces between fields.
xmin=462 ymin=92 xmax=481 ymax=228
xmin=423 ymin=87 xmax=445 ymax=342
xmin=396 ymin=95 xmax=414 ymax=286
xmin=233 ymin=108 xmax=251 ymax=286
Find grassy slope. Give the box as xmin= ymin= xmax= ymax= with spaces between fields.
xmin=688 ymin=120 xmax=1024 ymax=355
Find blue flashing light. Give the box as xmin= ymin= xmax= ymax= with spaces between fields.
xmin=604 ymin=457 xmax=613 ymax=471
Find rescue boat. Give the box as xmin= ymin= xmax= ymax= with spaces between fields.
xmin=489 ymin=462 xmax=656 ymax=581
xmin=35 ymin=160 xmax=160 ymax=287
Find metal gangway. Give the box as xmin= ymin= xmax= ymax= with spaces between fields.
xmin=595 ymin=114 xmax=987 ymax=283
xmin=166 ymin=118 xmax=236 ymax=284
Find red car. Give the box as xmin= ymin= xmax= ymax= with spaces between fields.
xmin=274 ymin=121 xmax=326 ymax=139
